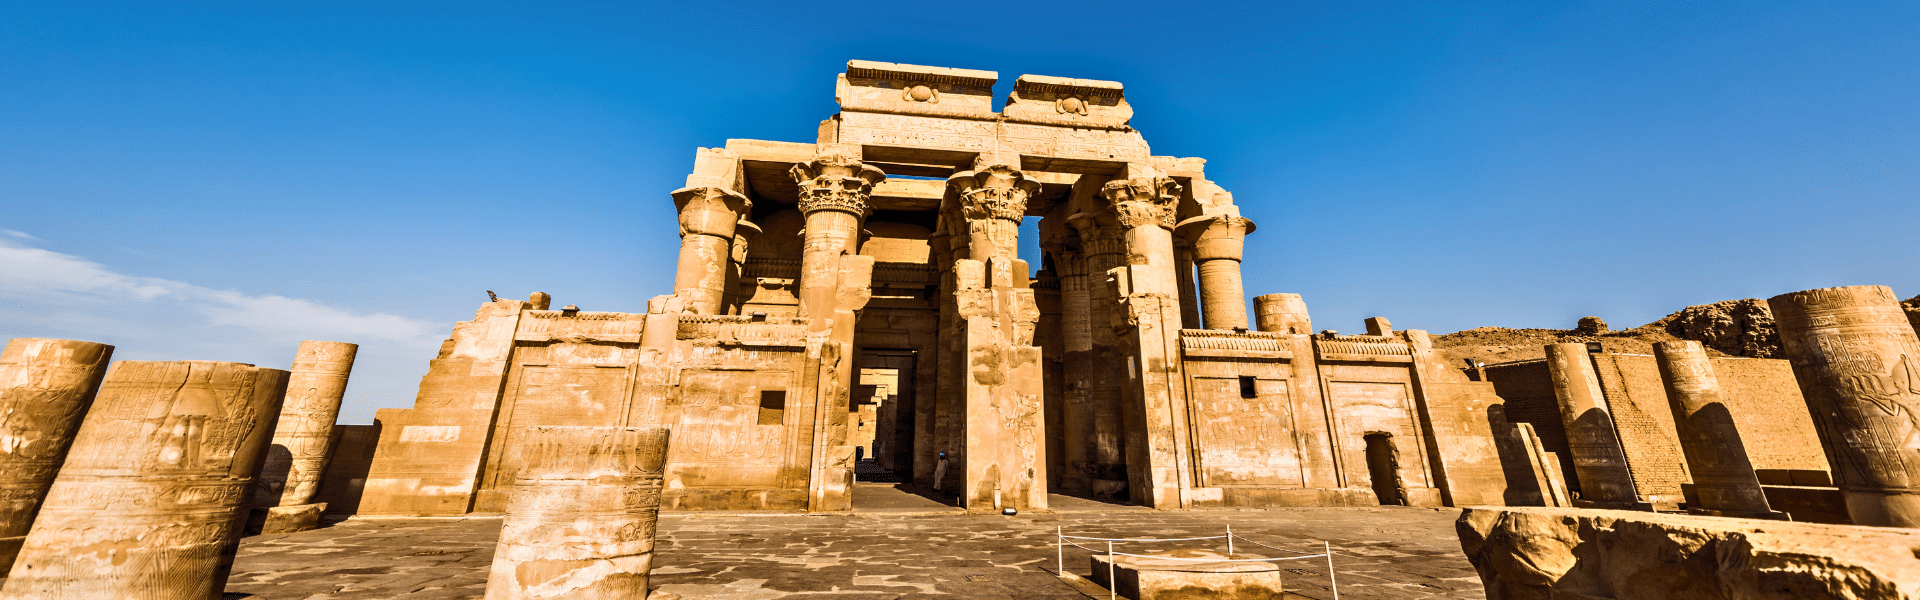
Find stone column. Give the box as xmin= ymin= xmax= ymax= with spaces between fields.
xmin=1173 ymin=241 xmax=1201 ymax=329
xmin=670 ymin=186 xmax=751 ymax=315
xmin=723 ymin=219 xmax=760 ymax=315
xmin=1254 ymin=293 xmax=1312 ymax=334
xmin=790 ymin=154 xmax=882 ymax=511
xmin=1053 ymin=244 xmax=1098 ymax=492
xmin=1067 ymin=210 xmax=1129 ymax=497
xmin=1102 ymin=176 xmax=1196 ymax=508
xmin=0 ymin=339 xmax=113 ymax=572
xmin=947 ymin=165 xmax=1047 ymax=510
xmin=1179 ymin=215 xmax=1254 ymax=331
xmin=1543 ymin=343 xmax=1644 ymax=509
xmin=484 ymin=426 xmax=668 ymax=600
xmin=1652 ymin=340 xmax=1783 ymax=519
xmin=251 ymin=340 xmax=358 ymax=534
xmin=1769 ymin=285 xmax=1920 ymax=527
xmin=1 ymin=361 xmax=288 ymax=599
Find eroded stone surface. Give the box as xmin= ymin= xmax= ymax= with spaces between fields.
xmin=1457 ymin=506 xmax=1920 ymax=600
xmin=1 ymin=360 xmax=288 ymax=600
xmin=0 ymin=339 xmax=112 ymax=572
xmin=484 ymin=427 xmax=668 ymax=600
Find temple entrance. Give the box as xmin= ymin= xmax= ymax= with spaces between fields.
xmin=1364 ymin=433 xmax=1407 ymax=506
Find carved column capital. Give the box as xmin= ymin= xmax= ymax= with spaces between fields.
xmin=1066 ymin=210 xmax=1124 ymax=257
xmin=1099 ymin=177 xmax=1182 ymax=230
xmin=948 ymin=165 xmax=1040 ymax=223
xmin=671 ymin=187 xmax=751 ymax=238
xmin=790 ymin=154 xmax=885 ymax=217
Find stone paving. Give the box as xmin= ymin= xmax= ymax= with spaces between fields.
xmin=224 ymin=485 xmax=1484 ymax=600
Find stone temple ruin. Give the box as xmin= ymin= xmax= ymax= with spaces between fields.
xmin=2 ymin=60 xmax=1919 ymax=598
xmin=350 ymin=60 xmax=1518 ymax=516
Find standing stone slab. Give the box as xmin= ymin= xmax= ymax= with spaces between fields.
xmin=484 ymin=426 xmax=669 ymax=600
xmin=0 ymin=339 xmax=113 ymax=572
xmin=251 ymin=341 xmax=357 ymax=534
xmin=1770 ymin=285 xmax=1920 ymax=527
xmin=1653 ymin=340 xmax=1783 ymax=519
xmin=1 ymin=361 xmax=287 ymax=600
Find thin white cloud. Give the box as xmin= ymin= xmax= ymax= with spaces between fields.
xmin=0 ymin=235 xmax=437 ymax=344
xmin=1 ymin=230 xmax=39 ymax=241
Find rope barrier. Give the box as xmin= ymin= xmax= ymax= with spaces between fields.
xmin=1054 ymin=525 xmax=1342 ymax=598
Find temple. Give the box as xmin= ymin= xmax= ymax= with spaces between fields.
xmin=347 ymin=60 xmax=1516 ymax=514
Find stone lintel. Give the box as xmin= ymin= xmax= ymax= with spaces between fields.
xmin=1005 ymin=74 xmax=1133 ymax=129
xmin=838 ymin=60 xmax=998 ymax=119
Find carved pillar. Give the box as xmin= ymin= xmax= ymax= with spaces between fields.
xmin=0 ymin=339 xmax=112 ymax=573
xmin=723 ymin=219 xmax=760 ymax=315
xmin=484 ymin=426 xmax=668 ymax=600
xmin=1067 ymin=210 xmax=1129 ymax=497
xmin=926 ymin=229 xmax=959 ymax=491
xmin=670 ymin=187 xmax=750 ymax=315
xmin=1769 ymin=285 xmax=1920 ymax=527
xmin=1174 ymin=241 xmax=1201 ymax=329
xmin=0 ymin=361 xmax=288 ymax=599
xmin=790 ymin=154 xmax=883 ymax=511
xmin=1051 ymin=241 xmax=1097 ymax=493
xmin=1178 ymin=215 xmax=1254 ymax=331
xmin=251 ymin=340 xmax=358 ymax=535
xmin=1653 ymin=340 xmax=1783 ymax=519
xmin=1101 ymin=176 xmax=1196 ymax=509
xmin=945 ymin=165 xmax=1047 ymax=510
xmin=1544 ymin=343 xmax=1646 ymax=509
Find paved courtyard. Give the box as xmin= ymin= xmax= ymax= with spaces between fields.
xmin=225 ymin=484 xmax=1484 ymax=600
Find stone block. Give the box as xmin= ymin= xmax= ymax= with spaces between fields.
xmin=837 ymin=60 xmax=997 ymax=119
xmin=1005 ymin=74 xmax=1133 ymax=129
xmin=1089 ymin=549 xmax=1284 ymax=600
xmin=247 ymin=503 xmax=327 ymax=535
xmin=1457 ymin=506 xmax=1920 ymax=600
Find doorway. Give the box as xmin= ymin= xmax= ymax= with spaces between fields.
xmin=1363 ymin=433 xmax=1407 ymax=506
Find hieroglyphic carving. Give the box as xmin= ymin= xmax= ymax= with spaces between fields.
xmin=1190 ymin=377 xmax=1302 ymax=487
xmin=0 ymin=339 xmax=112 ymax=571
xmin=0 ymin=361 xmax=287 ymax=599
xmin=253 ymin=341 xmax=357 ymax=514
xmin=484 ymin=426 xmax=668 ymax=600
xmin=837 ymin=112 xmax=996 ymax=152
xmin=1770 ymin=285 xmax=1920 ymax=526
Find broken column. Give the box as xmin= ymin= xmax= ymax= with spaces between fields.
xmin=251 ymin=340 xmax=358 ymax=534
xmin=1253 ymin=293 xmax=1312 ymax=334
xmin=1543 ymin=343 xmax=1645 ymax=509
xmin=484 ymin=426 xmax=669 ymax=600
xmin=1769 ymin=285 xmax=1920 ymax=527
xmin=1103 ymin=176 xmax=1196 ymax=508
xmin=1178 ymin=214 xmax=1254 ymax=331
xmin=0 ymin=339 xmax=113 ymax=572
xmin=670 ymin=186 xmax=751 ymax=315
xmin=948 ymin=165 xmax=1047 ymax=510
xmin=1 ymin=361 xmax=288 ymax=599
xmin=1652 ymin=340 xmax=1782 ymax=518
xmin=790 ymin=154 xmax=883 ymax=511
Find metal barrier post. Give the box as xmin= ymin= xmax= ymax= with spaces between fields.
xmin=1108 ymin=541 xmax=1117 ymax=600
xmin=1325 ymin=540 xmax=1339 ymax=600
xmin=1057 ymin=526 xmax=1063 ymax=575
xmin=1226 ymin=524 xmax=1234 ymax=556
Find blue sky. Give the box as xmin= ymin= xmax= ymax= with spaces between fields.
xmin=3 ymin=1 xmax=1915 ymax=423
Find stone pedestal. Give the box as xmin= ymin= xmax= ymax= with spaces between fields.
xmin=1769 ymin=285 xmax=1920 ymax=528
xmin=670 ymin=187 xmax=750 ymax=315
xmin=484 ymin=426 xmax=669 ymax=600
xmin=1089 ymin=549 xmax=1283 ymax=600
xmin=253 ymin=503 xmax=327 ymax=535
xmin=250 ymin=340 xmax=357 ymax=534
xmin=0 ymin=361 xmax=288 ymax=600
xmin=1253 ymin=293 xmax=1311 ymax=334
xmin=0 ymin=339 xmax=113 ymax=572
xmin=1653 ymin=340 xmax=1784 ymax=519
xmin=1543 ymin=343 xmax=1646 ymax=509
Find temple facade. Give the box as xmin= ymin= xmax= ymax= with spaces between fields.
xmin=354 ymin=60 xmax=1516 ymax=514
